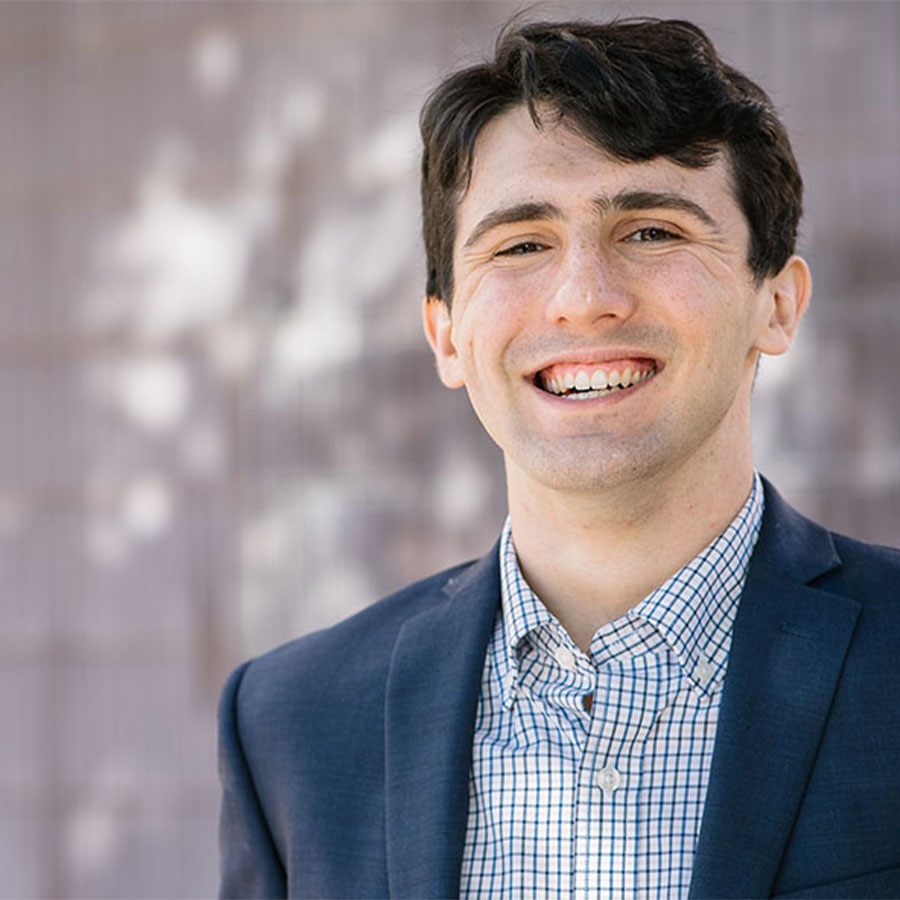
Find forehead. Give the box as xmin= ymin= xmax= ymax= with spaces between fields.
xmin=455 ymin=104 xmax=744 ymax=243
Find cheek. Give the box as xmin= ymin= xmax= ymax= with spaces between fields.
xmin=648 ymin=264 xmax=745 ymax=337
xmin=450 ymin=313 xmax=498 ymax=384
xmin=454 ymin=278 xmax=531 ymax=359
xmin=466 ymin=270 xmax=537 ymax=318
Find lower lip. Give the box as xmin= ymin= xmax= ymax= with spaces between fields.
xmin=530 ymin=371 xmax=659 ymax=407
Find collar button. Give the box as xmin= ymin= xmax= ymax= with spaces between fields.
xmin=554 ymin=646 xmax=577 ymax=671
xmin=693 ymin=657 xmax=715 ymax=687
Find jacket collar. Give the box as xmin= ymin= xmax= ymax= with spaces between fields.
xmin=689 ymin=478 xmax=860 ymax=898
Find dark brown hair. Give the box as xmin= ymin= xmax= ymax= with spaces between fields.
xmin=420 ymin=17 xmax=803 ymax=303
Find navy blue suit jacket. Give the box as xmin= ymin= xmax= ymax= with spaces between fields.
xmin=218 ymin=480 xmax=900 ymax=898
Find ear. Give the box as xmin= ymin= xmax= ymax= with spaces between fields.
xmin=754 ymin=255 xmax=812 ymax=356
xmin=422 ymin=295 xmax=465 ymax=388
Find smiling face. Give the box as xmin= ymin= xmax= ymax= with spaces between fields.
xmin=424 ymin=105 xmax=809 ymax=498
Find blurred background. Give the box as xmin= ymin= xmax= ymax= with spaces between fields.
xmin=1 ymin=0 xmax=898 ymax=896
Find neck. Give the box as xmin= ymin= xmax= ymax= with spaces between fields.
xmin=506 ymin=446 xmax=755 ymax=653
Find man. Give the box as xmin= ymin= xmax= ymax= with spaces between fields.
xmin=218 ymin=18 xmax=900 ymax=899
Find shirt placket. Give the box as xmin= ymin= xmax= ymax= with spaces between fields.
xmin=573 ymin=656 xmax=661 ymax=900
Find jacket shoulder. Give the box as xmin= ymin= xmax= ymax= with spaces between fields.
xmin=226 ymin=557 xmax=480 ymax=729
xmin=759 ymin=477 xmax=900 ymax=603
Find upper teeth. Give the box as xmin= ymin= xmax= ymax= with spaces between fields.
xmin=542 ymin=365 xmax=654 ymax=395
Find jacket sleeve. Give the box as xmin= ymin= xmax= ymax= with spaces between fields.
xmin=217 ymin=661 xmax=287 ymax=899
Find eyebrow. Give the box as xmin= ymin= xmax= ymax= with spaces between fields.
xmin=597 ymin=190 xmax=721 ymax=232
xmin=462 ymin=189 xmax=721 ymax=249
xmin=462 ymin=201 xmax=562 ymax=249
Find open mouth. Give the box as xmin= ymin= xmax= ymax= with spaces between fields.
xmin=534 ymin=359 xmax=660 ymax=400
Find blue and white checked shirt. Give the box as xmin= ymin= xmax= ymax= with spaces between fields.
xmin=460 ymin=474 xmax=764 ymax=899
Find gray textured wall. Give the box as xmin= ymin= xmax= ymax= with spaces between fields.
xmin=1 ymin=1 xmax=898 ymax=896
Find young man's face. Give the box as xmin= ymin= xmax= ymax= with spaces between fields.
xmin=424 ymin=104 xmax=807 ymax=496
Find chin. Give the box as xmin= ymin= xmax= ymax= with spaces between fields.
xmin=514 ymin=439 xmax=669 ymax=494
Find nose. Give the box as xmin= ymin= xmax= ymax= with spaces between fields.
xmin=545 ymin=241 xmax=635 ymax=326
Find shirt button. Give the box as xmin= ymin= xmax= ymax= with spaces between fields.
xmin=693 ymin=657 xmax=715 ymax=687
xmin=554 ymin=646 xmax=577 ymax=671
xmin=596 ymin=764 xmax=624 ymax=798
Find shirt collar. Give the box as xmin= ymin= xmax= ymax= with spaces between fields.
xmin=497 ymin=472 xmax=764 ymax=704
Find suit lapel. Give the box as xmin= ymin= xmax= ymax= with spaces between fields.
xmin=690 ymin=482 xmax=861 ymax=899
xmin=384 ymin=544 xmax=501 ymax=899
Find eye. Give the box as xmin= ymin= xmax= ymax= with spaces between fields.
xmin=494 ymin=241 xmax=548 ymax=257
xmin=623 ymin=226 xmax=680 ymax=243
